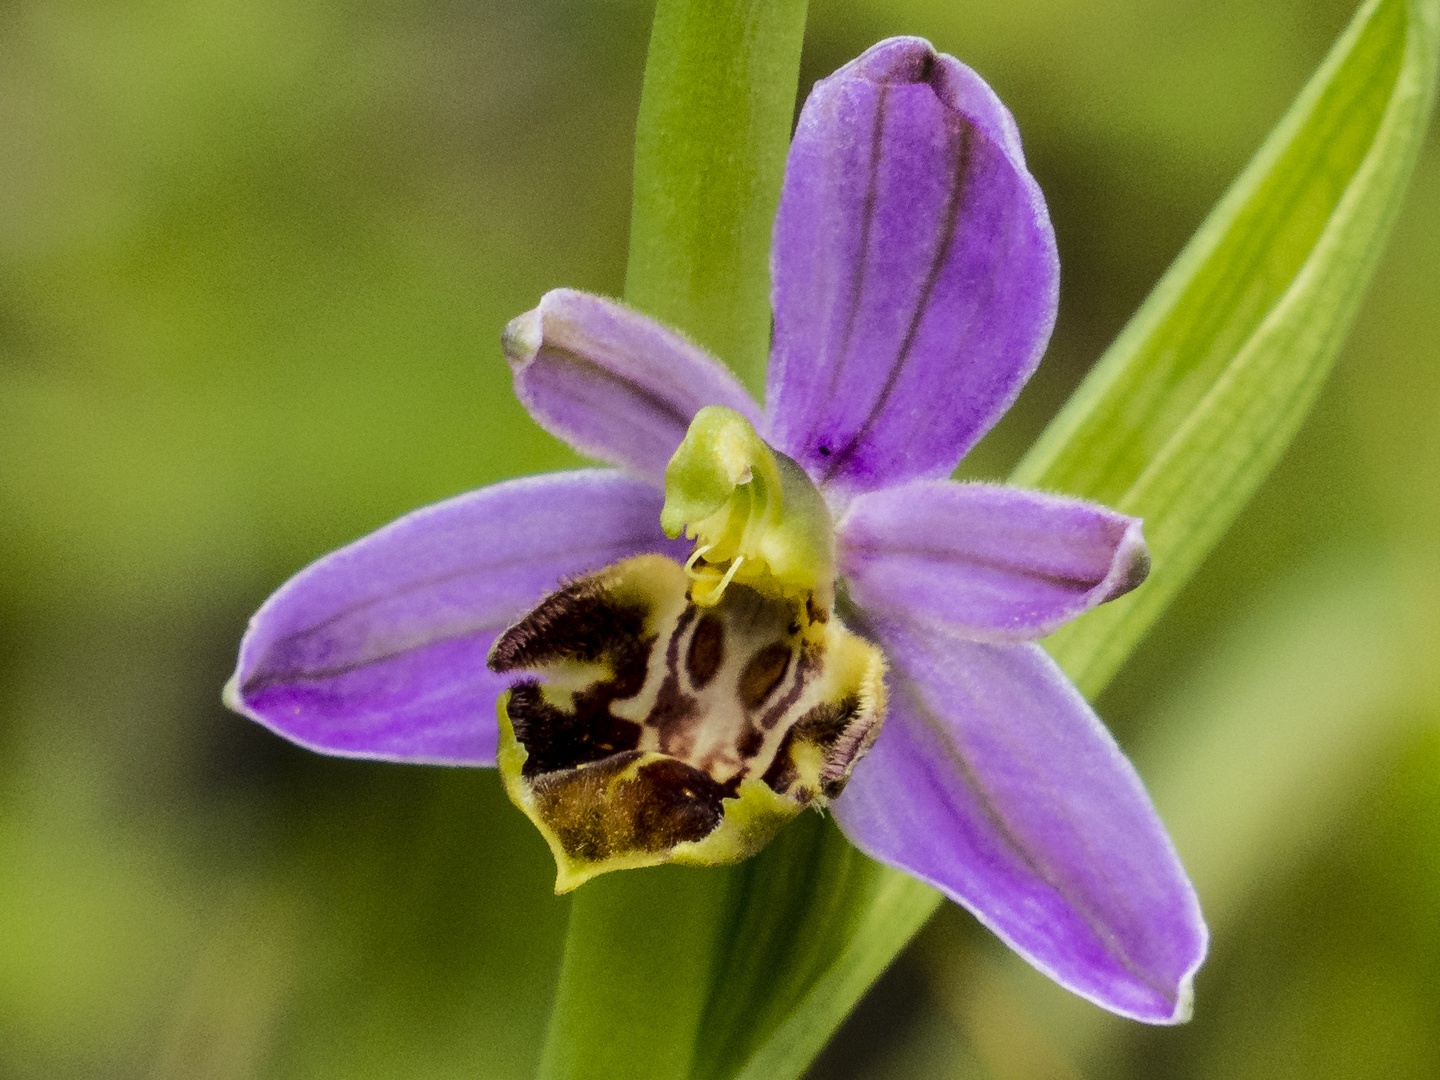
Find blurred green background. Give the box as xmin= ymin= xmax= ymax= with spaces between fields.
xmin=1 ymin=0 xmax=1437 ymax=1076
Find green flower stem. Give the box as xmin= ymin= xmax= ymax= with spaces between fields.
xmin=624 ymin=0 xmax=808 ymax=394
xmin=537 ymin=3 xmax=807 ymax=1078
xmin=538 ymin=865 xmax=741 ymax=1080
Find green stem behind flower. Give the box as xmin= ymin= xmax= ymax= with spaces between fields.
xmin=537 ymin=3 xmax=807 ymax=1078
xmin=624 ymin=0 xmax=807 ymax=394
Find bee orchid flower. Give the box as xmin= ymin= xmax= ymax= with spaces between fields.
xmin=226 ymin=37 xmax=1207 ymax=1025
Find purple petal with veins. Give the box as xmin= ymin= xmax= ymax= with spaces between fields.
xmin=832 ymin=616 xmax=1207 ymax=1024
xmin=505 ymin=289 xmax=762 ymax=488
xmin=766 ymin=37 xmax=1058 ymax=501
xmin=228 ymin=470 xmax=690 ymax=765
xmin=837 ymin=480 xmax=1149 ymax=643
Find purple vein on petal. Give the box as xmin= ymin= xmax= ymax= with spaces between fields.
xmin=822 ymin=82 xmax=890 ymax=407
xmin=767 ymin=38 xmax=1059 ymax=499
xmin=505 ymin=289 xmax=761 ymax=486
xmin=239 ymin=545 xmax=648 ymax=691
xmin=896 ymin=671 xmax=1179 ymax=1007
xmin=819 ymin=118 xmax=974 ymax=485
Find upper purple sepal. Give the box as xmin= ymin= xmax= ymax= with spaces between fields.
xmin=766 ymin=37 xmax=1059 ymax=502
xmin=832 ymin=618 xmax=1207 ymax=1024
xmin=505 ymin=289 xmax=762 ymax=488
xmin=227 ymin=470 xmax=690 ymax=765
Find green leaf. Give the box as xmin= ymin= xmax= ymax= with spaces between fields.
xmin=694 ymin=817 xmax=940 ymax=1080
xmin=695 ymin=1 xmax=1440 ymax=1077
xmin=1013 ymin=0 xmax=1440 ymax=696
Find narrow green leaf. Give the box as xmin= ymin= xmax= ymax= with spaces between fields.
xmin=698 ymin=2 xmax=1440 ymax=1077
xmin=1015 ymin=0 xmax=1440 ymax=695
xmin=702 ymin=820 xmax=941 ymax=1080
xmin=537 ymin=3 xmax=807 ymax=1078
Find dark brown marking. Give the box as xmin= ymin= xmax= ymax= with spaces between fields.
xmin=653 ymin=605 xmax=701 ymax=756
xmin=736 ymin=723 xmax=764 ymax=761
xmin=794 ymin=695 xmax=861 ymax=746
xmin=738 ymin=642 xmax=792 ymax=711
xmin=760 ymin=726 xmax=800 ymax=794
xmin=494 ymin=573 xmax=659 ymax=777
xmin=805 ymin=596 xmax=829 ymax=625
xmin=631 ymin=758 xmax=727 ymax=846
xmin=652 ymin=674 xmax=700 ymax=759
xmin=507 ymin=681 xmax=644 ymax=778
xmin=811 ymin=696 xmax=873 ymax=798
xmin=490 ymin=575 xmax=648 ymax=684
xmin=532 ymin=752 xmax=727 ymax=862
xmin=686 ymin=613 xmax=725 ymax=689
xmin=671 ymin=602 xmax=700 ymax=644
xmin=761 ymin=695 xmax=868 ymax=799
xmin=757 ymin=645 xmax=817 ymax=731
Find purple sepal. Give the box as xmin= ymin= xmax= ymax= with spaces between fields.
xmin=228 ymin=470 xmax=690 ymax=765
xmin=766 ymin=37 xmax=1058 ymax=501
xmin=837 ymin=480 xmax=1149 ymax=642
xmin=832 ymin=617 xmax=1207 ymax=1023
xmin=505 ymin=289 xmax=762 ymax=487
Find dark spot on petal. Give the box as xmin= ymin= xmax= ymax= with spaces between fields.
xmin=797 ymin=695 xmax=862 ymax=746
xmin=631 ymin=758 xmax=727 ymax=848
xmin=813 ymin=697 xmax=875 ymax=798
xmin=530 ymin=753 xmax=728 ymax=862
xmin=818 ymin=446 xmax=831 ymax=457
xmin=507 ymin=681 xmax=643 ymax=777
xmin=882 ymin=46 xmax=937 ymax=86
xmin=652 ymin=674 xmax=700 ymax=759
xmin=495 ymin=572 xmax=664 ymax=777
xmin=490 ymin=576 xmax=648 ymax=678
xmin=762 ymin=695 xmax=873 ymax=800
xmin=738 ymin=642 xmax=792 ymax=710
xmin=760 ymin=727 xmax=800 ymax=794
xmin=736 ymin=723 xmax=764 ymax=761
xmin=757 ymin=645 xmax=819 ymax=732
xmin=686 ymin=614 xmax=725 ymax=689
